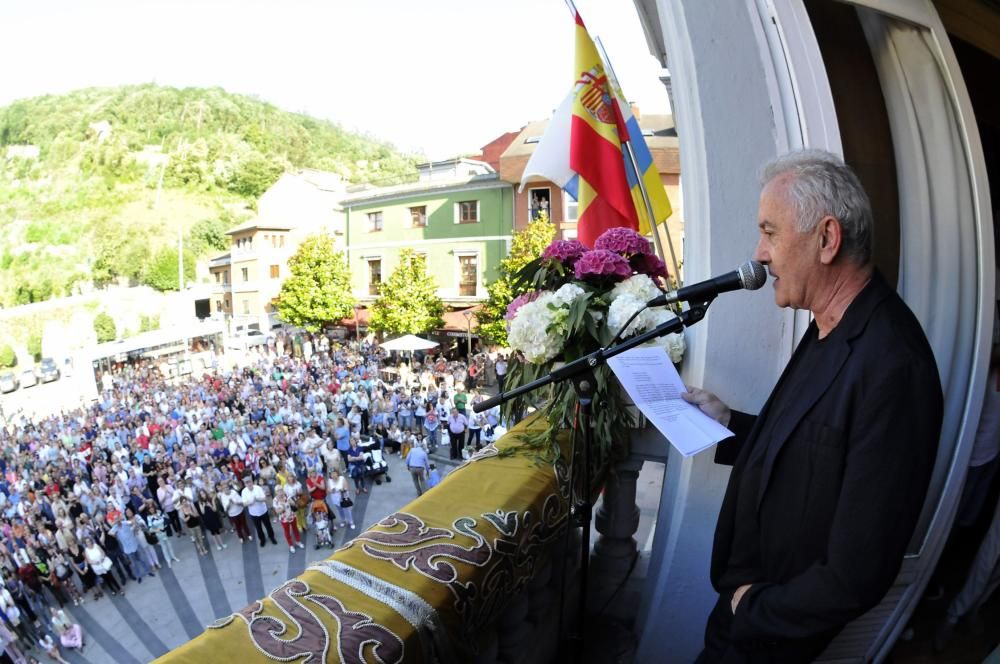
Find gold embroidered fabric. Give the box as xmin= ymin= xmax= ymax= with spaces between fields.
xmin=157 ymin=415 xmax=570 ymax=663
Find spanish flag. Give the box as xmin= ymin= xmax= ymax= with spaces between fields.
xmin=520 ymin=6 xmax=672 ymax=247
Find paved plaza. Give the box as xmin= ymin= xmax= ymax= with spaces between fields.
xmin=44 ymin=449 xmax=456 ymax=664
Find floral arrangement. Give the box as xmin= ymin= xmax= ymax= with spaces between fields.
xmin=502 ymin=227 xmax=686 ymax=469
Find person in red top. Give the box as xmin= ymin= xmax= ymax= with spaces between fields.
xmin=305 ymin=469 xmax=326 ymax=504
xmin=229 ymin=456 xmax=245 ymax=478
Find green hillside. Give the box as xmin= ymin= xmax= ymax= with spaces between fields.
xmin=0 ymin=84 xmax=419 ymax=307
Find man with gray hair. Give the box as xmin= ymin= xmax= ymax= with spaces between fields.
xmin=684 ymin=149 xmax=943 ymax=662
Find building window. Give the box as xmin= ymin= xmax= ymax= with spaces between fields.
xmin=242 ymin=299 xmax=250 ymax=315
xmin=458 ymin=255 xmax=478 ymax=296
xmin=270 ymin=265 xmax=280 ymax=279
xmin=214 ymin=272 xmax=220 ymax=283
xmin=223 ymin=270 xmax=229 ymax=285
xmin=367 ymin=211 xmax=383 ymax=232
xmin=280 ymin=235 xmax=285 ymax=248
xmin=457 ymin=200 xmax=479 ymax=224
xmin=241 ymin=267 xmax=249 ymax=282
xmin=529 ymin=187 xmax=551 ymax=221
xmin=368 ymin=259 xmax=382 ymax=296
xmin=410 ymin=206 xmax=427 ymax=227
xmin=216 ymin=300 xmax=223 ymax=312
xmin=565 ymin=197 xmax=579 ymax=222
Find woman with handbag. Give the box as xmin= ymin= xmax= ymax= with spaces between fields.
xmin=82 ymin=536 xmax=122 ymax=596
xmin=327 ymin=469 xmax=355 ymax=530
xmin=130 ymin=509 xmax=161 ymax=572
xmin=180 ymin=498 xmax=208 ymax=556
xmin=273 ymin=492 xmax=304 ymax=553
xmin=47 ymin=548 xmax=84 ymax=606
xmin=69 ymin=545 xmax=100 ymax=601
xmin=281 ymin=474 xmax=309 ymax=534
xmin=144 ymin=501 xmax=180 ymax=568
xmin=197 ymin=490 xmax=228 ymax=552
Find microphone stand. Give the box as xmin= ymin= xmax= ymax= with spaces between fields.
xmin=474 ymin=298 xmax=715 ymax=662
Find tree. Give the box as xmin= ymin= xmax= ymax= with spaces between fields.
xmin=369 ymin=250 xmax=445 ymax=336
xmin=477 ymin=214 xmax=556 ymax=346
xmin=276 ymin=234 xmax=354 ymax=332
xmin=27 ymin=330 xmax=42 ymax=362
xmin=94 ymin=312 xmax=117 ymax=342
xmin=228 ymin=152 xmax=283 ymax=198
xmin=143 ymin=246 xmax=196 ymax=291
xmin=187 ymin=217 xmax=230 ymax=256
xmin=0 ymin=345 xmax=16 ymax=368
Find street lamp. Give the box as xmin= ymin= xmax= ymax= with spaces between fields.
xmin=354 ymin=305 xmax=363 ymax=343
xmin=462 ymin=309 xmax=474 ymax=359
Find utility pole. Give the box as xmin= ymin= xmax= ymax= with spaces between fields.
xmin=178 ymin=229 xmax=184 ymax=291
xmin=462 ymin=310 xmax=473 ymax=358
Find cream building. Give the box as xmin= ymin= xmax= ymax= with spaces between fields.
xmin=209 ymin=169 xmax=345 ymax=330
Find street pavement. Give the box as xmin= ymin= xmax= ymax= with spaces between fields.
xmin=43 ymin=448 xmax=460 ymax=664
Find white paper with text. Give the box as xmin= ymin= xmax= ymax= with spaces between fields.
xmin=607 ymin=347 xmax=734 ymax=456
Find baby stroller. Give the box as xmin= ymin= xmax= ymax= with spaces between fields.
xmin=359 ymin=435 xmax=391 ymax=485
xmin=311 ymin=501 xmax=333 ymax=549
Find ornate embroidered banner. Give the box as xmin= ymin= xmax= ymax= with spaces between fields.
xmin=156 ymin=416 xmax=570 ymax=663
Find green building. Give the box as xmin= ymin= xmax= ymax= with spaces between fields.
xmin=342 ymin=159 xmax=514 ymax=307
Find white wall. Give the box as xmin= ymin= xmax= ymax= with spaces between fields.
xmin=634 ymin=0 xmax=804 ymax=660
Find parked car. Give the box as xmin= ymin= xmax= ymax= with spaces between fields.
xmin=19 ymin=368 xmax=37 ymax=388
xmin=0 ymin=372 xmax=17 ymax=393
xmin=38 ymin=357 xmax=60 ymax=383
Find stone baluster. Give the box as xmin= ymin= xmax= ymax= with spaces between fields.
xmin=589 ymin=455 xmax=644 ymax=620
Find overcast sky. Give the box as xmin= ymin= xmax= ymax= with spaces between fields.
xmin=0 ymin=0 xmax=670 ymax=159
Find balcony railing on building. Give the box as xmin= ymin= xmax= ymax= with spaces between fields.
xmin=157 ymin=405 xmax=661 ymax=664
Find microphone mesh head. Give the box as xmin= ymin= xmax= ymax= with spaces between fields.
xmin=739 ymin=261 xmax=768 ymax=291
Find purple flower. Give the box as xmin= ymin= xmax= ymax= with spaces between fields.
xmin=542 ymin=239 xmax=587 ymax=266
xmin=505 ymin=290 xmax=542 ymax=321
xmin=631 ymin=252 xmax=668 ymax=281
xmin=574 ymin=250 xmax=633 ymax=282
xmin=593 ymin=227 xmax=651 ymax=256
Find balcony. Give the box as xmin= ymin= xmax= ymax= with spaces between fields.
xmin=156 ymin=407 xmax=668 ymax=664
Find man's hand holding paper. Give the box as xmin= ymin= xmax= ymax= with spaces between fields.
xmin=606 ymin=347 xmax=733 ymax=457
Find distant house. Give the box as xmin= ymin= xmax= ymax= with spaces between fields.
xmin=342 ymin=159 xmax=513 ymax=307
xmin=209 ymin=170 xmax=345 ymax=330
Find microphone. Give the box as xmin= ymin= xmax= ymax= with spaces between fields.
xmin=647 ymin=261 xmax=767 ymax=306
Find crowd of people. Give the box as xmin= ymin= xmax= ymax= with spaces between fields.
xmin=0 ymin=332 xmax=507 ymax=663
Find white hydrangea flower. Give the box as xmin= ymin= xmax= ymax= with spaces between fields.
xmin=607 ymin=293 xmax=647 ymax=338
xmin=644 ymin=332 xmax=687 ymax=363
xmin=507 ymin=293 xmax=566 ymax=364
xmin=610 ymin=274 xmax=661 ymax=303
xmin=552 ymin=283 xmax=586 ymax=307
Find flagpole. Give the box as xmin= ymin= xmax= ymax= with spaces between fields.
xmin=595 ymin=37 xmax=683 ymax=287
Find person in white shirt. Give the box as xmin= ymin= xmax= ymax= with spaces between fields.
xmin=241 ymin=477 xmax=277 ymax=547
xmin=221 ymin=482 xmax=252 ymax=543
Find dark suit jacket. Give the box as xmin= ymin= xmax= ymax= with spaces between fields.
xmin=711 ymin=271 xmax=943 ymax=652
